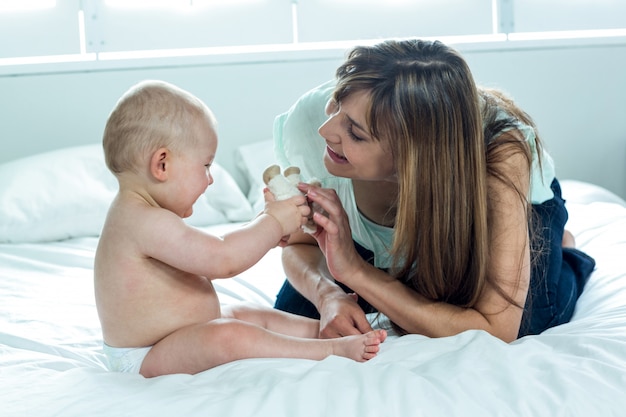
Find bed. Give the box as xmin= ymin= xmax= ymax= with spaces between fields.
xmin=1 ymin=144 xmax=626 ymax=417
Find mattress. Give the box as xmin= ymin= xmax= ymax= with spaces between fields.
xmin=1 ymin=145 xmax=625 ymax=417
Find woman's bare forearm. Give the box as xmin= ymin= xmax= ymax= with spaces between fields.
xmin=281 ymin=243 xmax=345 ymax=309
xmin=338 ymin=254 xmax=523 ymax=342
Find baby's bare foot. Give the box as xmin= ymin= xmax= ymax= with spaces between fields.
xmin=334 ymin=329 xmax=387 ymax=362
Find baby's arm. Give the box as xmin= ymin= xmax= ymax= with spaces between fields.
xmin=138 ymin=194 xmax=309 ymax=280
xmin=203 ymin=193 xmax=309 ymax=277
xmin=261 ymin=192 xmax=310 ymax=237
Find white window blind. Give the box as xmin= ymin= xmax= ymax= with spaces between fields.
xmin=0 ymin=1 xmax=79 ymax=59
xmin=296 ymin=0 xmax=495 ymax=43
xmin=0 ymin=0 xmax=625 ymax=72
xmin=514 ymin=0 xmax=626 ymax=33
xmin=82 ymin=0 xmax=293 ymax=54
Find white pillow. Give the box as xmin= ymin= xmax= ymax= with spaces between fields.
xmin=0 ymin=144 xmax=253 ymax=243
xmin=0 ymin=144 xmax=117 ymax=243
xmin=561 ymin=179 xmax=626 ymax=207
xmin=234 ymin=139 xmax=277 ymax=213
xmin=185 ymin=163 xmax=255 ymax=226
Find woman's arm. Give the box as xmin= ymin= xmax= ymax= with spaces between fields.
xmin=307 ymin=148 xmax=531 ymax=342
xmin=281 ymin=230 xmax=374 ymax=338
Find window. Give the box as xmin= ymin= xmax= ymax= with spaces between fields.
xmin=0 ymin=0 xmax=624 ymax=71
xmin=0 ymin=1 xmax=80 ymax=59
xmin=296 ymin=0 xmax=495 ymax=43
xmin=84 ymin=0 xmax=292 ymax=54
xmin=514 ymin=0 xmax=626 ymax=33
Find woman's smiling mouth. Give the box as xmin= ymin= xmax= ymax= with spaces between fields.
xmin=326 ymin=145 xmax=349 ymax=164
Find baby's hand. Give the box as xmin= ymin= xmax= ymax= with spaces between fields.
xmin=263 ymin=191 xmax=310 ymax=236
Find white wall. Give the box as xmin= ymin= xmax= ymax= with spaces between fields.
xmin=466 ymin=42 xmax=626 ymax=200
xmin=1 ymin=40 xmax=625 ymax=199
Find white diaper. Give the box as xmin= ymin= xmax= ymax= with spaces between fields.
xmin=102 ymin=343 xmax=152 ymax=374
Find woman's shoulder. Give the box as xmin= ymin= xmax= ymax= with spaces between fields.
xmin=480 ymin=88 xmax=556 ymax=204
xmin=273 ymin=80 xmax=336 ymax=182
xmin=275 ymin=80 xmax=335 ymax=132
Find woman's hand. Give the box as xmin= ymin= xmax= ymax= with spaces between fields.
xmin=299 ymin=183 xmax=367 ymax=286
xmin=318 ymin=292 xmax=373 ymax=338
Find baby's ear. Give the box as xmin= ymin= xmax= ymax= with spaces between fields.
xmin=150 ymin=147 xmax=169 ymax=182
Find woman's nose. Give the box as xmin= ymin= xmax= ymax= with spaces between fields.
xmin=318 ymin=117 xmax=338 ymax=143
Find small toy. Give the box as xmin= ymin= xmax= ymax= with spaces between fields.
xmin=262 ymin=165 xmax=320 ymax=234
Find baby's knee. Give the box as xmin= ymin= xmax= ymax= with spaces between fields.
xmin=205 ymin=317 xmax=242 ymax=339
xmin=223 ymin=302 xmax=269 ymax=321
xmin=206 ymin=317 xmax=263 ymax=347
xmin=202 ymin=318 xmax=260 ymax=364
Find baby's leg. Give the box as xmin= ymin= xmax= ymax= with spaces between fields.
xmin=139 ymin=318 xmax=387 ymax=377
xmin=223 ymin=302 xmax=320 ymax=339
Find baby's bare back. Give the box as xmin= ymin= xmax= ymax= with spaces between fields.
xmin=95 ymin=199 xmax=221 ymax=348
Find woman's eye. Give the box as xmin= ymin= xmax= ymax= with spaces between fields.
xmin=347 ymin=125 xmax=364 ymax=142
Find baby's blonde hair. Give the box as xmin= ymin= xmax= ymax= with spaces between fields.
xmin=102 ymin=80 xmax=215 ymax=174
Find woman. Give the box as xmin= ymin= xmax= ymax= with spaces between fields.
xmin=272 ymin=39 xmax=595 ymax=342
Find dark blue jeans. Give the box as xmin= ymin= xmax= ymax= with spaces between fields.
xmin=274 ymin=179 xmax=595 ymax=337
xmin=519 ymin=179 xmax=595 ymax=336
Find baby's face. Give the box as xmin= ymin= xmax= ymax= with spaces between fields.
xmin=173 ymin=117 xmax=218 ymax=218
xmin=193 ymin=116 xmax=218 ymax=188
xmin=201 ymin=122 xmax=218 ymax=191
xmin=198 ymin=117 xmax=218 ymax=162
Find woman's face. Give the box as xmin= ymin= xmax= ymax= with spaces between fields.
xmin=318 ymin=89 xmax=396 ymax=182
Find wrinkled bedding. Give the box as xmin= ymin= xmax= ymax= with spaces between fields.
xmin=1 ymin=180 xmax=626 ymax=417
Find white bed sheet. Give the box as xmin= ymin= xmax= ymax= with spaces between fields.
xmin=1 ymin=181 xmax=626 ymax=417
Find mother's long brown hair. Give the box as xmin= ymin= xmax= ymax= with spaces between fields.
xmin=334 ymin=39 xmax=532 ymax=316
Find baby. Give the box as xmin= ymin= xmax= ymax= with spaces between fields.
xmin=94 ymin=80 xmax=386 ymax=378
